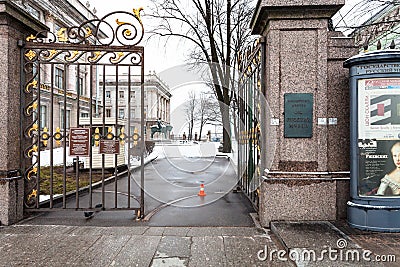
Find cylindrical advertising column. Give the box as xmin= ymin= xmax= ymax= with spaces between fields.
xmin=345 ymin=50 xmax=400 ymax=232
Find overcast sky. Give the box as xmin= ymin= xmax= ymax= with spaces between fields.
xmin=83 ymin=0 xmax=364 ymax=73
xmin=82 ymin=0 xmax=185 ymax=74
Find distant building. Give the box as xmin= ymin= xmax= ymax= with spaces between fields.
xmin=15 ymin=0 xmax=100 ymax=137
xmin=99 ymin=72 xmax=172 ymax=139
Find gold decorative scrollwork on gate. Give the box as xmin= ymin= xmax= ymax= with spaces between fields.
xmin=27 ymin=189 xmax=37 ymax=201
xmin=27 ymin=166 xmax=37 ymax=181
xmin=119 ymin=127 xmax=126 ymax=145
xmin=65 ymin=50 xmax=80 ymax=61
xmin=26 ymin=102 xmax=37 ymax=115
xmin=26 ymin=34 xmax=36 ymax=42
xmin=27 ymin=145 xmax=38 ymax=158
xmin=88 ymin=51 xmax=103 ymax=62
xmin=25 ymin=50 xmax=36 ymax=61
xmin=93 ymin=127 xmax=101 ymax=146
xmin=28 ymin=124 xmax=38 ymax=138
xmin=25 ymin=80 xmax=37 ymax=93
xmin=56 ymin=28 xmax=68 ymax=42
xmin=85 ymin=27 xmax=93 ymax=37
xmin=111 ymin=52 xmax=125 ymax=63
xmin=41 ymin=127 xmax=49 ymax=147
xmin=106 ymin=127 xmax=114 ymax=140
xmin=42 ymin=49 xmax=58 ymax=60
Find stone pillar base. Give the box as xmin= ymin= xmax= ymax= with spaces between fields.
xmin=0 ymin=175 xmax=24 ymax=226
xmin=259 ymin=172 xmax=350 ymax=227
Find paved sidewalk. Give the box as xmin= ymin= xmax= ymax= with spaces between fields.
xmin=271 ymin=221 xmax=400 ymax=267
xmin=0 ymin=225 xmax=285 ymax=267
xmin=2 ymin=221 xmax=400 ymax=266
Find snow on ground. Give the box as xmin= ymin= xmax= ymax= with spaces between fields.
xmin=37 ymin=141 xmax=224 ymax=167
xmin=152 ymin=141 xmax=220 ymax=159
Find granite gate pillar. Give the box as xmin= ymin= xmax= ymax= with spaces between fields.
xmin=250 ymin=0 xmax=357 ymax=226
xmin=0 ymin=0 xmax=46 ymax=225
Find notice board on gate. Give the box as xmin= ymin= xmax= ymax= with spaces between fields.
xmin=69 ymin=128 xmax=90 ymax=157
xmin=284 ymin=93 xmax=313 ymax=138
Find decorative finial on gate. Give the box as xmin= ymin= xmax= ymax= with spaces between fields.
xmin=363 ymin=43 xmax=369 ymax=52
xmin=390 ymin=39 xmax=396 ymax=49
xmin=377 ymin=40 xmax=382 ymax=50
xmin=133 ymin=7 xmax=144 ymax=23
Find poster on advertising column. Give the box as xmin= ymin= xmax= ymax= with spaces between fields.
xmin=358 ymin=78 xmax=400 ymax=197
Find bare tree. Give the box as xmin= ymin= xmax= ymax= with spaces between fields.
xmin=197 ymin=92 xmax=220 ymax=139
xmin=185 ymin=90 xmax=197 ymax=141
xmin=148 ymin=0 xmax=254 ymax=152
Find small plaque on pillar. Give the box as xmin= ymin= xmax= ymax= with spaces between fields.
xmin=284 ymin=93 xmax=313 ymax=138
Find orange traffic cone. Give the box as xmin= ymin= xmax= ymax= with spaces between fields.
xmin=198 ymin=183 xmax=206 ymax=196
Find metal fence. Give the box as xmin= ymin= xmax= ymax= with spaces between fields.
xmin=237 ymin=37 xmax=266 ymax=209
xmin=21 ymin=12 xmax=146 ymax=218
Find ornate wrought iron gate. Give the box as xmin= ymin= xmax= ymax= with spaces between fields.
xmin=21 ymin=11 xmax=146 ymax=218
xmin=237 ymin=38 xmax=267 ymax=209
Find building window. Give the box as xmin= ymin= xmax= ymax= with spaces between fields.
xmin=131 ymin=91 xmax=136 ymax=98
xmin=106 ymin=91 xmax=111 ymax=98
xmin=60 ymin=109 xmax=71 ymax=129
xmin=78 ymin=77 xmax=85 ymax=96
xmin=130 ymin=109 xmax=135 ymax=118
xmin=55 ymin=67 xmax=64 ymax=89
xmin=80 ymin=112 xmax=89 ymax=118
xmin=40 ymin=105 xmax=47 ymax=129
xmin=119 ymin=109 xmax=125 ymax=119
xmin=119 ymin=91 xmax=125 ymax=99
xmin=26 ymin=4 xmax=40 ymax=20
xmin=106 ymin=109 xmax=111 ymax=117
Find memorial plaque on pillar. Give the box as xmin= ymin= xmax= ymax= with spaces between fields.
xmin=284 ymin=93 xmax=313 ymax=138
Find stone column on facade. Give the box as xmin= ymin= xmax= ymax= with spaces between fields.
xmin=250 ymin=0 xmax=357 ymax=226
xmin=0 ymin=0 xmax=47 ymax=225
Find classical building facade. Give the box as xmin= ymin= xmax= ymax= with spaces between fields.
xmin=14 ymin=0 xmax=100 ymax=136
xmin=99 ymin=72 xmax=171 ymax=139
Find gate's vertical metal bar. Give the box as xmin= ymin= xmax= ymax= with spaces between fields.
xmin=62 ymin=64 xmax=68 ymax=209
xmin=19 ymin=45 xmax=24 ymax=206
xmin=50 ymin=64 xmax=55 ymax=208
xmin=101 ymin=65 xmax=106 ymax=209
xmin=260 ymin=37 xmax=266 ymax=178
xmin=140 ymin=52 xmax=145 ymax=218
xmin=89 ymin=64 xmax=94 ymax=209
xmin=127 ymin=66 xmax=131 ymax=208
xmin=115 ymin=65 xmax=118 ymax=208
xmin=36 ymin=59 xmax=41 ymax=209
xmin=238 ymin=76 xmax=241 ymax=190
xmin=75 ymin=64 xmax=80 ymax=209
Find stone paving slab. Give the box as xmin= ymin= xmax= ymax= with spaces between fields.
xmin=155 ymin=236 xmax=192 ymax=258
xmin=0 ymin=225 xmax=280 ymax=267
xmin=69 ymin=226 xmax=149 ymax=236
xmin=271 ymin=221 xmax=358 ymax=249
xmin=110 ymin=236 xmax=161 ymax=267
xmin=189 ymin=236 xmax=226 ymax=266
xmin=143 ymin=226 xmax=165 ymax=236
xmin=271 ymin=221 xmax=387 ymax=267
xmin=73 ymin=235 xmax=132 ymax=266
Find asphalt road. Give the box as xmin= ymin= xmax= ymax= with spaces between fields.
xmin=21 ymin=152 xmax=256 ymax=227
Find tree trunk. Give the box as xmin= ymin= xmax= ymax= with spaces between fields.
xmin=220 ymin=102 xmax=232 ymax=152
